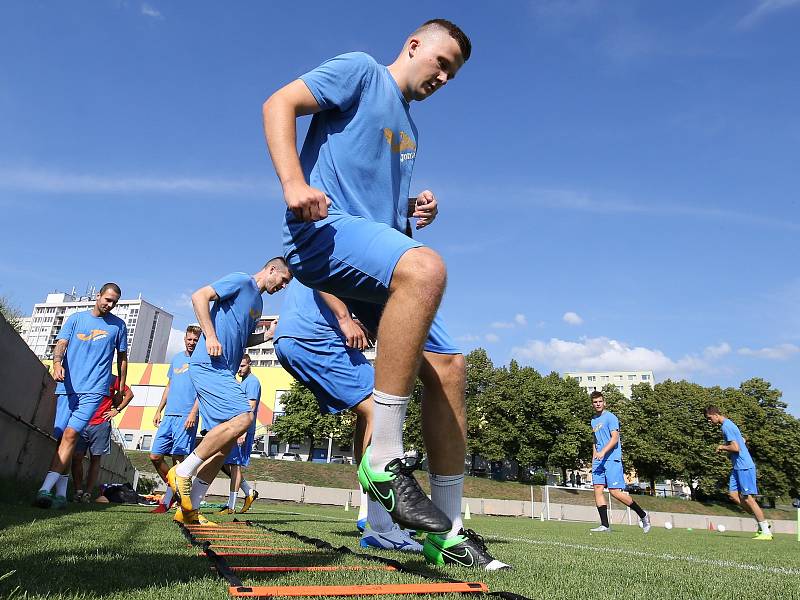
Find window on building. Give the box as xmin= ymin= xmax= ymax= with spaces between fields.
xmin=587 ymin=375 xmax=596 ymax=382
xmin=600 ymin=375 xmax=609 ymax=381
xmin=642 ymin=374 xmax=650 ymax=380
xmin=628 ymin=374 xmax=636 ymax=380
xmin=572 ymin=376 xmax=582 ymax=382
xmin=615 ymin=375 xmax=623 ymax=381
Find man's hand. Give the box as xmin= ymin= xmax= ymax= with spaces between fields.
xmin=206 ymin=335 xmax=223 ymax=357
xmin=153 ymin=412 xmax=162 ymax=427
xmin=102 ymin=407 xmax=120 ymax=421
xmin=53 ymin=363 xmax=65 ymax=382
xmin=412 ymin=190 xmax=439 ymax=229
xmin=266 ymin=319 xmax=278 ymax=339
xmin=716 ymin=444 xmax=726 ymax=453
xmin=284 ymin=180 xmax=331 ymax=222
xmin=184 ymin=413 xmax=197 ymax=430
xmin=593 ymin=449 xmax=603 ymax=461
xmin=338 ymin=315 xmax=368 ymax=351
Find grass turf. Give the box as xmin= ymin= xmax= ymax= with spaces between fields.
xmin=1 ymin=500 xmax=798 ymax=600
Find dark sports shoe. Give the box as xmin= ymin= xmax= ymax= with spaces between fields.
xmin=423 ymin=528 xmax=511 ymax=570
xmin=34 ymin=490 xmax=54 ymax=509
xmin=357 ymin=447 xmax=451 ymax=534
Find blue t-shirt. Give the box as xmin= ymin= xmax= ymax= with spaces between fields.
xmin=591 ymin=411 xmax=622 ymax=462
xmin=721 ymin=418 xmax=755 ymax=470
xmin=284 ymin=52 xmax=418 ymax=251
xmin=274 ymin=279 xmax=345 ymax=342
xmin=55 ymin=310 xmax=128 ymax=395
xmin=164 ymin=351 xmax=197 ymax=416
xmin=190 ymin=272 xmax=263 ymax=374
xmin=241 ymin=374 xmax=262 ymax=404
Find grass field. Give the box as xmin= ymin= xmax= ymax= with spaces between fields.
xmin=1 ymin=499 xmax=799 ymax=600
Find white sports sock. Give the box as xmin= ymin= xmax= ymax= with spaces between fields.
xmin=190 ymin=477 xmax=210 ymax=509
xmin=367 ymin=498 xmax=394 ymax=533
xmin=175 ymin=452 xmax=203 ymax=478
xmin=430 ymin=473 xmax=464 ymax=539
xmin=357 ymin=490 xmax=369 ymax=521
xmin=240 ymin=479 xmax=252 ymax=496
xmin=228 ymin=491 xmax=237 ymax=510
xmin=368 ymin=389 xmax=409 ymax=471
xmin=39 ymin=471 xmax=61 ymax=493
xmin=759 ymin=520 xmax=771 ymax=534
xmin=162 ymin=487 xmax=174 ymax=507
xmin=55 ymin=475 xmax=69 ymax=498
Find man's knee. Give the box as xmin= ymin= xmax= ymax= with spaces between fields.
xmin=392 ymin=248 xmax=447 ymax=296
xmin=149 ymin=453 xmax=164 ymax=463
xmin=420 ymin=353 xmax=466 ymax=390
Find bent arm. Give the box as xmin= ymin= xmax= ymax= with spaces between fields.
xmin=117 ymin=352 xmax=128 ymax=397
xmin=599 ymin=430 xmax=620 ymax=458
xmin=52 ymin=339 xmax=68 ymax=381
xmin=718 ymin=440 xmax=740 ymax=453
xmin=192 ymin=286 xmax=220 ymax=342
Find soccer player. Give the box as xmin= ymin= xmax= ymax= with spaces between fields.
xmin=71 ymin=374 xmax=133 ymax=502
xmin=274 ymin=279 xmax=420 ymax=552
xmin=167 ymin=259 xmax=291 ymax=525
xmin=149 ymin=325 xmax=202 ymax=513
xmin=36 ymin=283 xmax=128 ymax=508
xmin=589 ymin=391 xmax=650 ymax=533
xmin=218 ymin=354 xmax=263 ymax=514
xmin=263 ymin=19 xmax=506 ymax=570
xmin=705 ymin=406 xmax=772 ymax=540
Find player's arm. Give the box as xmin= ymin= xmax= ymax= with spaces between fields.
xmin=410 ymin=190 xmax=439 ymax=230
xmin=717 ymin=440 xmax=740 ymax=453
xmin=595 ymin=430 xmax=620 ymax=460
xmin=192 ymin=285 xmax=222 ymax=356
xmin=105 ymin=385 xmax=134 ymax=421
xmin=318 ymin=292 xmax=368 ymax=350
xmin=262 ymin=80 xmax=330 ymax=222
xmin=246 ymin=319 xmax=278 ymax=348
xmin=184 ymin=398 xmax=199 ymax=429
xmin=153 ymin=381 xmax=170 ymax=426
xmin=52 ymin=338 xmax=68 ymax=381
xmin=116 ymin=351 xmax=128 ymax=405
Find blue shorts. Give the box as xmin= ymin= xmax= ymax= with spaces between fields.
xmin=54 ymin=393 xmax=105 ymax=438
xmin=151 ymin=415 xmax=198 ymax=457
xmin=75 ymin=421 xmax=112 ymax=456
xmin=274 ymin=336 xmax=373 ymax=414
xmin=189 ymin=361 xmax=251 ymax=430
xmin=224 ymin=430 xmax=255 ymax=467
xmin=729 ymin=468 xmax=758 ymax=496
xmin=592 ymin=459 xmax=625 ymax=489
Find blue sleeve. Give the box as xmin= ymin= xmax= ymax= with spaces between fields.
xmin=56 ymin=313 xmax=77 ymax=341
xmin=211 ymin=272 xmax=250 ymax=301
xmin=721 ymin=421 xmax=734 ymax=442
xmin=117 ymin=321 xmax=128 ymax=352
xmin=300 ymin=52 xmax=375 ymax=112
xmin=608 ymin=413 xmax=620 ymax=432
xmin=246 ymin=378 xmax=262 ymax=401
xmin=167 ymin=357 xmax=175 ymax=380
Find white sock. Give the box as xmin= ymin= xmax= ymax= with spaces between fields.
xmin=759 ymin=520 xmax=771 ymax=534
xmin=368 ymin=389 xmax=409 ymax=471
xmin=55 ymin=475 xmax=69 ymax=498
xmin=176 ymin=452 xmax=203 ymax=478
xmin=190 ymin=477 xmax=210 ymax=509
xmin=40 ymin=471 xmax=61 ymax=493
xmin=430 ymin=473 xmax=464 ymax=539
xmin=357 ymin=490 xmax=369 ymax=521
xmin=367 ymin=498 xmax=395 ymax=533
xmin=240 ymin=479 xmax=252 ymax=496
xmin=162 ymin=487 xmax=174 ymax=507
xmin=228 ymin=491 xmax=238 ymax=510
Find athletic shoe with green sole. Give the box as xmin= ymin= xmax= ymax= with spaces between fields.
xmin=423 ymin=528 xmax=511 ymax=570
xmin=34 ymin=490 xmax=54 ymax=509
xmin=357 ymin=447 xmax=451 ymax=534
xmin=52 ymin=495 xmax=68 ymax=510
xmin=752 ymin=531 xmax=773 ymax=541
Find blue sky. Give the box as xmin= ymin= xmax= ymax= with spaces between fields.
xmin=1 ymin=1 xmax=798 ymax=414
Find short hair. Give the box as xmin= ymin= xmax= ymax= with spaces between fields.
xmin=185 ymin=325 xmax=201 ymax=337
xmin=415 ymin=18 xmax=472 ymax=62
xmin=263 ymin=256 xmax=289 ymax=271
xmin=590 ymin=391 xmax=604 ymax=400
xmin=704 ymin=405 xmax=721 ymax=416
xmin=242 ymin=353 xmax=252 ymax=363
xmin=99 ymin=282 xmax=121 ymax=297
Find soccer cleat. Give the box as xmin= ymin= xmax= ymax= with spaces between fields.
xmin=357 ymin=447 xmax=451 ymax=534
xmin=639 ymin=514 xmax=651 ymax=534
xmin=356 ymin=518 xmax=367 ymax=533
xmin=80 ymin=492 xmax=91 ymax=503
xmin=753 ymin=531 xmax=773 ymax=541
xmin=73 ymin=490 xmax=84 ymax=503
xmin=590 ymin=525 xmax=610 ymax=533
xmin=198 ymin=513 xmax=217 ymax=526
xmin=423 ymin=529 xmax=511 ymax=570
xmin=167 ymin=466 xmax=194 ymax=513
xmin=52 ymin=495 xmax=68 ymax=510
xmin=34 ymin=490 xmax=54 ymax=509
xmin=173 ymin=507 xmax=213 ymax=525
xmin=239 ymin=490 xmax=259 ymax=513
xmin=150 ymin=503 xmax=168 ymax=514
xmin=360 ymin=524 xmax=422 ymax=552
xmin=217 ymin=507 xmax=235 ymax=515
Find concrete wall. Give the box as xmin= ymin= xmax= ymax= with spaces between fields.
xmin=0 ymin=312 xmax=135 ymax=487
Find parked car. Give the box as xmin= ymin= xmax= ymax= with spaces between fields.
xmin=278 ymin=452 xmax=302 ymax=461
xmin=330 ymin=455 xmax=353 ymax=464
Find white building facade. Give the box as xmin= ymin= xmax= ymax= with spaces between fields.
xmin=24 ymin=290 xmax=173 ymax=363
xmin=565 ymin=370 xmax=655 ymax=399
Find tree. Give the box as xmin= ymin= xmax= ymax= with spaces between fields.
xmin=271 ymin=380 xmax=338 ymax=460
xmin=0 ymin=295 xmax=24 ymax=334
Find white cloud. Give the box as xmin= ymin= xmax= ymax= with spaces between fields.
xmin=737 ymin=343 xmax=800 ymax=360
xmin=514 ymin=313 xmax=528 ymax=326
xmin=491 ymin=321 xmax=515 ymax=329
xmin=511 ymin=336 xmax=722 ymax=379
xmin=491 ymin=313 xmax=528 ymax=329
xmin=141 ymin=3 xmax=161 ymax=18
xmin=166 ymin=328 xmax=186 ymax=360
xmin=485 ymin=333 xmax=501 ymax=343
xmin=703 ymin=342 xmax=732 ymax=360
xmin=563 ymin=312 xmax=584 ymax=326
xmin=738 ymin=0 xmax=800 ymax=29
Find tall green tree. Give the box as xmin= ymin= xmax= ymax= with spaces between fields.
xmin=0 ymin=295 xmax=24 ymax=334
xmin=271 ymin=380 xmax=337 ymax=460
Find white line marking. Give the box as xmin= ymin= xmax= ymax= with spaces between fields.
xmin=260 ymin=508 xmax=357 ymax=523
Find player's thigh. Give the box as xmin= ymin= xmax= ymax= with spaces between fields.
xmin=190 ymin=363 xmax=251 ymax=429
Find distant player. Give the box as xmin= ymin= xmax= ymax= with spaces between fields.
xmin=167 ymin=259 xmax=291 ymax=525
xmin=71 ymin=374 xmax=133 ymax=502
xmin=274 ymin=279 xmax=420 ymax=552
xmin=149 ymin=325 xmax=202 ymax=513
xmin=36 ymin=283 xmax=128 ymax=509
xmin=217 ymin=354 xmax=263 ymax=514
xmin=589 ymin=391 xmax=650 ymax=533
xmin=705 ymin=406 xmax=772 ymax=540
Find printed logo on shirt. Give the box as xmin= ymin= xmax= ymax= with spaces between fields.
xmin=77 ymin=329 xmax=109 ymax=342
xmin=173 ymin=363 xmax=189 ymax=374
xmin=382 ymin=129 xmax=416 ymax=162
xmin=593 ymin=423 xmax=604 ymax=433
